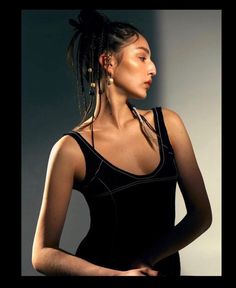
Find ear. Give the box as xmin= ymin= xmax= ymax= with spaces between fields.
xmin=99 ymin=53 xmax=115 ymax=74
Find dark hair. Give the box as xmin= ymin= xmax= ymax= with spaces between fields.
xmin=67 ymin=9 xmax=140 ymax=126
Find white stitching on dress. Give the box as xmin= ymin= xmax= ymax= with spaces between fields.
xmin=85 ymin=160 xmax=104 ymax=186
xmin=70 ymin=108 xmax=164 ymax=179
xmin=89 ymin=175 xmax=178 ymax=198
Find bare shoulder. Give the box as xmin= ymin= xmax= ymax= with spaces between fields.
xmin=161 ymin=107 xmax=185 ymax=129
xmin=137 ymin=107 xmax=184 ymax=129
xmin=161 ymin=107 xmax=191 ymax=149
xmin=48 ymin=134 xmax=86 ymax=181
xmin=50 ymin=134 xmax=84 ymax=164
xmin=136 ymin=107 xmax=183 ymax=124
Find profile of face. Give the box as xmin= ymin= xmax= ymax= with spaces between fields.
xmin=108 ymin=34 xmax=157 ymax=99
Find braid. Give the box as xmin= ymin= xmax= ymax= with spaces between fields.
xmin=67 ymin=10 xmax=140 ymax=128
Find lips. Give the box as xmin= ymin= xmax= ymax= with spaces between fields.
xmin=144 ymin=80 xmax=152 ymax=86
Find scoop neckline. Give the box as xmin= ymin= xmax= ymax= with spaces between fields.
xmin=72 ymin=107 xmax=164 ymax=178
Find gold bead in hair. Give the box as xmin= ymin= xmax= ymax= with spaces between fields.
xmin=90 ymin=82 xmax=96 ymax=88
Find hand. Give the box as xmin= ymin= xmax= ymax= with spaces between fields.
xmin=118 ymin=267 xmax=159 ymax=276
xmin=128 ymin=258 xmax=160 ymax=276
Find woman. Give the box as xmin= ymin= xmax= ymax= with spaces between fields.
xmin=32 ymin=10 xmax=212 ymax=276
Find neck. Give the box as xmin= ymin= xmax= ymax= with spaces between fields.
xmin=94 ymin=90 xmax=134 ymax=130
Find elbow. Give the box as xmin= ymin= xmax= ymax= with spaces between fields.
xmin=204 ymin=208 xmax=213 ymax=231
xmin=32 ymin=259 xmax=40 ymax=273
xmin=32 ymin=245 xmax=46 ymax=273
xmin=188 ymin=205 xmax=213 ymax=236
xmin=204 ymin=200 xmax=213 ymax=229
xmin=199 ymin=206 xmax=213 ymax=234
xmin=32 ymin=250 xmax=42 ymax=272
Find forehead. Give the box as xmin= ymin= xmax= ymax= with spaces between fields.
xmin=121 ymin=34 xmax=151 ymax=55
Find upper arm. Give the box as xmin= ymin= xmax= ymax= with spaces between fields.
xmin=162 ymin=108 xmax=212 ymax=223
xmin=33 ymin=135 xmax=84 ymax=251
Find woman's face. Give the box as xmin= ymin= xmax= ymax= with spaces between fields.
xmin=111 ymin=34 xmax=157 ymax=99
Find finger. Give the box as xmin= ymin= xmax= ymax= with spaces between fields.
xmin=149 ymin=269 xmax=159 ymax=276
xmin=142 ymin=268 xmax=159 ymax=277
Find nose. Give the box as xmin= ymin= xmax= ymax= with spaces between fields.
xmin=148 ymin=61 xmax=157 ymax=77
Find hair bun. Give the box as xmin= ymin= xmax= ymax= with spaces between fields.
xmin=69 ymin=9 xmax=110 ymax=35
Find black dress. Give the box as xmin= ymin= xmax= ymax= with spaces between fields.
xmin=65 ymin=107 xmax=180 ymax=276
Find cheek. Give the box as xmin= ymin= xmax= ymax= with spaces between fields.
xmin=116 ymin=58 xmax=140 ymax=73
xmin=114 ymin=61 xmax=141 ymax=83
xmin=114 ymin=71 xmax=139 ymax=89
xmin=124 ymin=60 xmax=140 ymax=74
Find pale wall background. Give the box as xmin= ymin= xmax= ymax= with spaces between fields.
xmin=155 ymin=10 xmax=221 ymax=276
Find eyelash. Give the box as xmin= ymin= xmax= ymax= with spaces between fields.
xmin=139 ymin=56 xmax=147 ymax=62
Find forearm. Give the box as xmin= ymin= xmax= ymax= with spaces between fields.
xmin=138 ymin=211 xmax=212 ymax=267
xmin=32 ymin=247 xmax=121 ymax=276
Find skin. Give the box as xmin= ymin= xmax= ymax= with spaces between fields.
xmin=32 ymin=34 xmax=212 ymax=276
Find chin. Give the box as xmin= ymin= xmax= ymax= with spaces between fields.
xmin=134 ymin=94 xmax=147 ymax=100
xmin=131 ymin=92 xmax=148 ymax=100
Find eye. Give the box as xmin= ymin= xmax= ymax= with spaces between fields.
xmin=139 ymin=56 xmax=146 ymax=62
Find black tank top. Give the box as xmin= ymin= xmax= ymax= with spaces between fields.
xmin=65 ymin=107 xmax=180 ymax=276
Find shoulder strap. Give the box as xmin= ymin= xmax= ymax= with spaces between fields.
xmin=63 ymin=131 xmax=102 ymax=187
xmin=153 ymin=107 xmax=174 ymax=152
xmin=64 ymin=131 xmax=91 ymax=157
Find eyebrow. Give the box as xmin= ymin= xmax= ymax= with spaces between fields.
xmin=136 ymin=46 xmax=150 ymax=55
